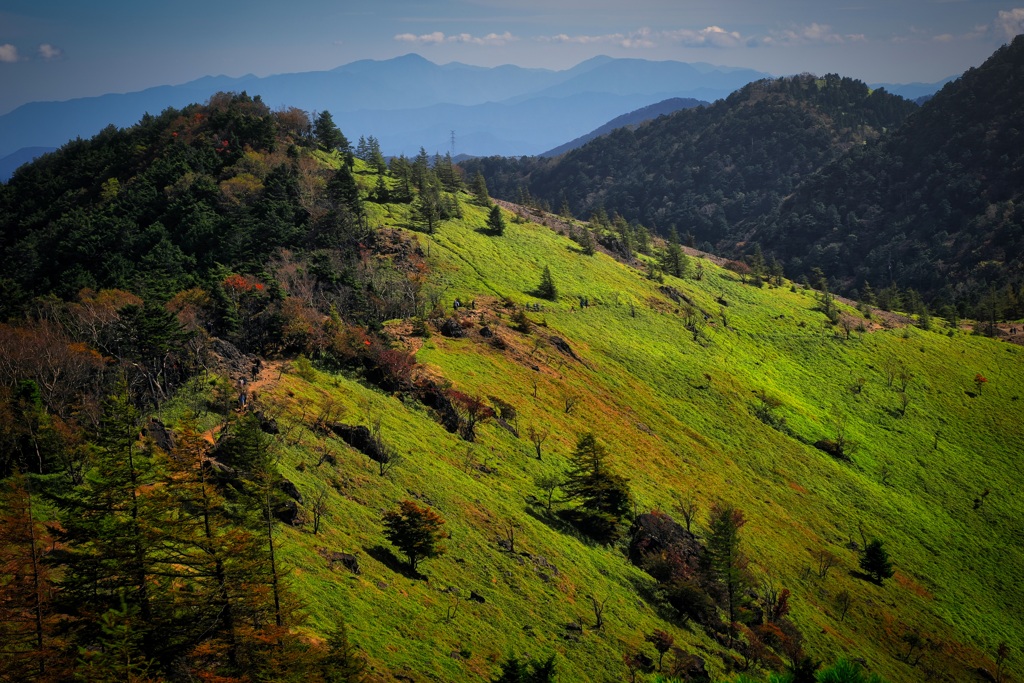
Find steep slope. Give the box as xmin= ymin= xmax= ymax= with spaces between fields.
xmin=211 ymin=197 xmax=1023 ymax=682
xmin=462 ymin=74 xmax=917 ymax=248
xmin=747 ymin=36 xmax=1024 ymax=308
xmin=0 ymin=96 xmax=1020 ymax=683
xmin=540 ymin=98 xmax=707 ymax=158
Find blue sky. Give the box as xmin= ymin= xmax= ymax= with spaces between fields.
xmin=2 ymin=0 xmax=1022 ymax=114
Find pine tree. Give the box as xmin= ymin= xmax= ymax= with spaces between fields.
xmin=660 ymin=228 xmax=689 ymax=278
xmin=412 ymin=147 xmax=430 ymax=191
xmin=859 ymin=539 xmax=894 ymax=584
xmin=373 ymin=174 xmax=390 ymax=204
xmin=367 ymin=136 xmax=387 ymax=174
xmin=0 ymin=472 xmax=65 ymax=681
xmin=414 ymin=178 xmax=443 ymax=235
xmin=580 ymin=228 xmax=596 ymax=256
xmin=561 ymin=433 xmax=632 ymax=542
xmin=471 ymin=172 xmax=491 ymax=206
xmin=488 ymin=205 xmax=506 ymax=236
xmin=54 ymin=377 xmax=160 ymax=662
xmin=147 ymin=414 xmax=269 ymax=675
xmin=320 ymin=619 xmax=368 ymax=683
xmin=314 ymin=111 xmax=348 ymax=152
xmin=537 ymin=266 xmax=558 ymax=301
xmin=703 ymin=503 xmax=750 ymax=643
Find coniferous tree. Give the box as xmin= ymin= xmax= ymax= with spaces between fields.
xmin=54 ymin=377 xmax=160 ymax=662
xmin=561 ymin=433 xmax=632 ymax=542
xmin=859 ymin=539 xmax=894 ymax=584
xmin=703 ymin=503 xmax=750 ymax=643
xmin=0 ymin=472 xmax=65 ymax=681
xmin=491 ymin=653 xmax=556 ymax=683
xmin=580 ymin=228 xmax=596 ymax=256
xmin=471 ymin=172 xmax=491 ymax=206
xmin=414 ymin=178 xmax=443 ymax=235
xmin=314 ymin=111 xmax=348 ymax=153
xmin=146 ymin=414 xmax=269 ymax=675
xmin=488 ymin=205 xmax=506 ymax=236
xmin=661 ymin=228 xmax=689 ymax=278
xmin=320 ymin=619 xmax=368 ymax=683
xmin=367 ymin=136 xmax=387 ymax=174
xmin=412 ymin=147 xmax=430 ymax=191
xmin=537 ymin=266 xmax=558 ymax=301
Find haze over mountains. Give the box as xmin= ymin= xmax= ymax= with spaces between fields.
xmin=0 ymin=52 xmax=953 ymax=181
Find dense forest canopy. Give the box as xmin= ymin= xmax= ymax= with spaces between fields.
xmin=462 ymin=36 xmax=1024 ymax=315
xmin=462 ymin=73 xmax=917 ymax=250
xmin=748 ymin=37 xmax=1024 ymax=311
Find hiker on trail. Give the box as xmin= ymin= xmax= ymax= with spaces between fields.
xmin=252 ymin=358 xmax=261 ymax=382
xmin=454 ymin=298 xmax=462 ymax=310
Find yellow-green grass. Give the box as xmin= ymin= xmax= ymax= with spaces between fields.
xmin=163 ymin=187 xmax=1023 ymax=682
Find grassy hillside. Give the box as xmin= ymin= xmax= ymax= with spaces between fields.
xmin=161 ymin=189 xmax=1023 ymax=682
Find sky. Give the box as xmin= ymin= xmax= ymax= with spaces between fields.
xmin=2 ymin=0 xmax=1023 ymax=115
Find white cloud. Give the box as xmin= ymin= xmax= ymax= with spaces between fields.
xmin=539 ymin=28 xmax=654 ymax=48
xmin=0 ymin=44 xmax=19 ymax=63
xmin=764 ymin=23 xmax=866 ymax=46
xmin=394 ymin=31 xmax=446 ymax=44
xmin=394 ymin=31 xmax=517 ymax=46
xmin=995 ymin=8 xmax=1024 ymax=40
xmin=38 ymin=43 xmax=63 ymax=60
xmin=449 ymin=31 xmax=517 ymax=46
xmin=664 ymin=26 xmax=745 ymax=48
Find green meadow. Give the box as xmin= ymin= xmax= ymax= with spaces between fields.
xmin=165 ymin=179 xmax=1024 ymax=683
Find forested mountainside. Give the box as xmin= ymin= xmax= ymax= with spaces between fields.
xmin=460 ymin=73 xmax=917 ymax=249
xmin=0 ymin=87 xmax=1021 ymax=683
xmin=746 ymin=36 xmax=1024 ymax=308
xmin=462 ymin=36 xmax=1024 ymax=315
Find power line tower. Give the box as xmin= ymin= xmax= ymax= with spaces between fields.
xmin=450 ymin=130 xmax=456 ymax=158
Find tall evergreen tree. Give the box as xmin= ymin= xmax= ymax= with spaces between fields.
xmin=414 ymin=178 xmax=443 ymax=235
xmin=703 ymin=503 xmax=750 ymax=643
xmin=314 ymin=111 xmax=348 ymax=153
xmin=488 ymin=205 xmax=506 ymax=236
xmin=859 ymin=539 xmax=895 ymax=584
xmin=54 ymin=377 xmax=160 ymax=662
xmin=471 ymin=171 xmax=491 ymax=206
xmin=0 ymin=472 xmax=65 ymax=681
xmin=561 ymin=433 xmax=632 ymax=542
xmin=537 ymin=266 xmax=558 ymax=301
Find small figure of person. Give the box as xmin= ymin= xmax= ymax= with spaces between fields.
xmin=454 ymin=298 xmax=462 ymax=310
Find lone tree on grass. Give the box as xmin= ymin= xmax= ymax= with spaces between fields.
xmin=537 ymin=266 xmax=558 ymax=301
xmin=382 ymin=500 xmax=448 ymax=573
xmin=562 ymin=433 xmax=633 ymax=542
xmin=488 ymin=205 xmax=506 ymax=236
xmin=859 ymin=538 xmax=894 ymax=584
xmin=703 ymin=503 xmax=750 ymax=644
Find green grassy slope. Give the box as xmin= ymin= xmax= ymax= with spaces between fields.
xmin=169 ymin=194 xmax=1023 ymax=682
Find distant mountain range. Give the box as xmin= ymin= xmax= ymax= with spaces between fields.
xmin=0 ymin=54 xmax=953 ymax=181
xmin=539 ymin=97 xmax=706 ymax=158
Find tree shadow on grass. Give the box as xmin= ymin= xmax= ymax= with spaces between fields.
xmin=849 ymin=568 xmax=881 ymax=585
xmin=364 ymin=544 xmax=421 ymax=580
xmin=522 ymin=505 xmax=603 ymax=550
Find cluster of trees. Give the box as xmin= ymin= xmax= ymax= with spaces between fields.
xmin=0 ymin=392 xmax=372 ymax=681
xmin=0 ymin=92 xmax=438 ymax=333
xmin=628 ymin=505 xmax=819 ymax=678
